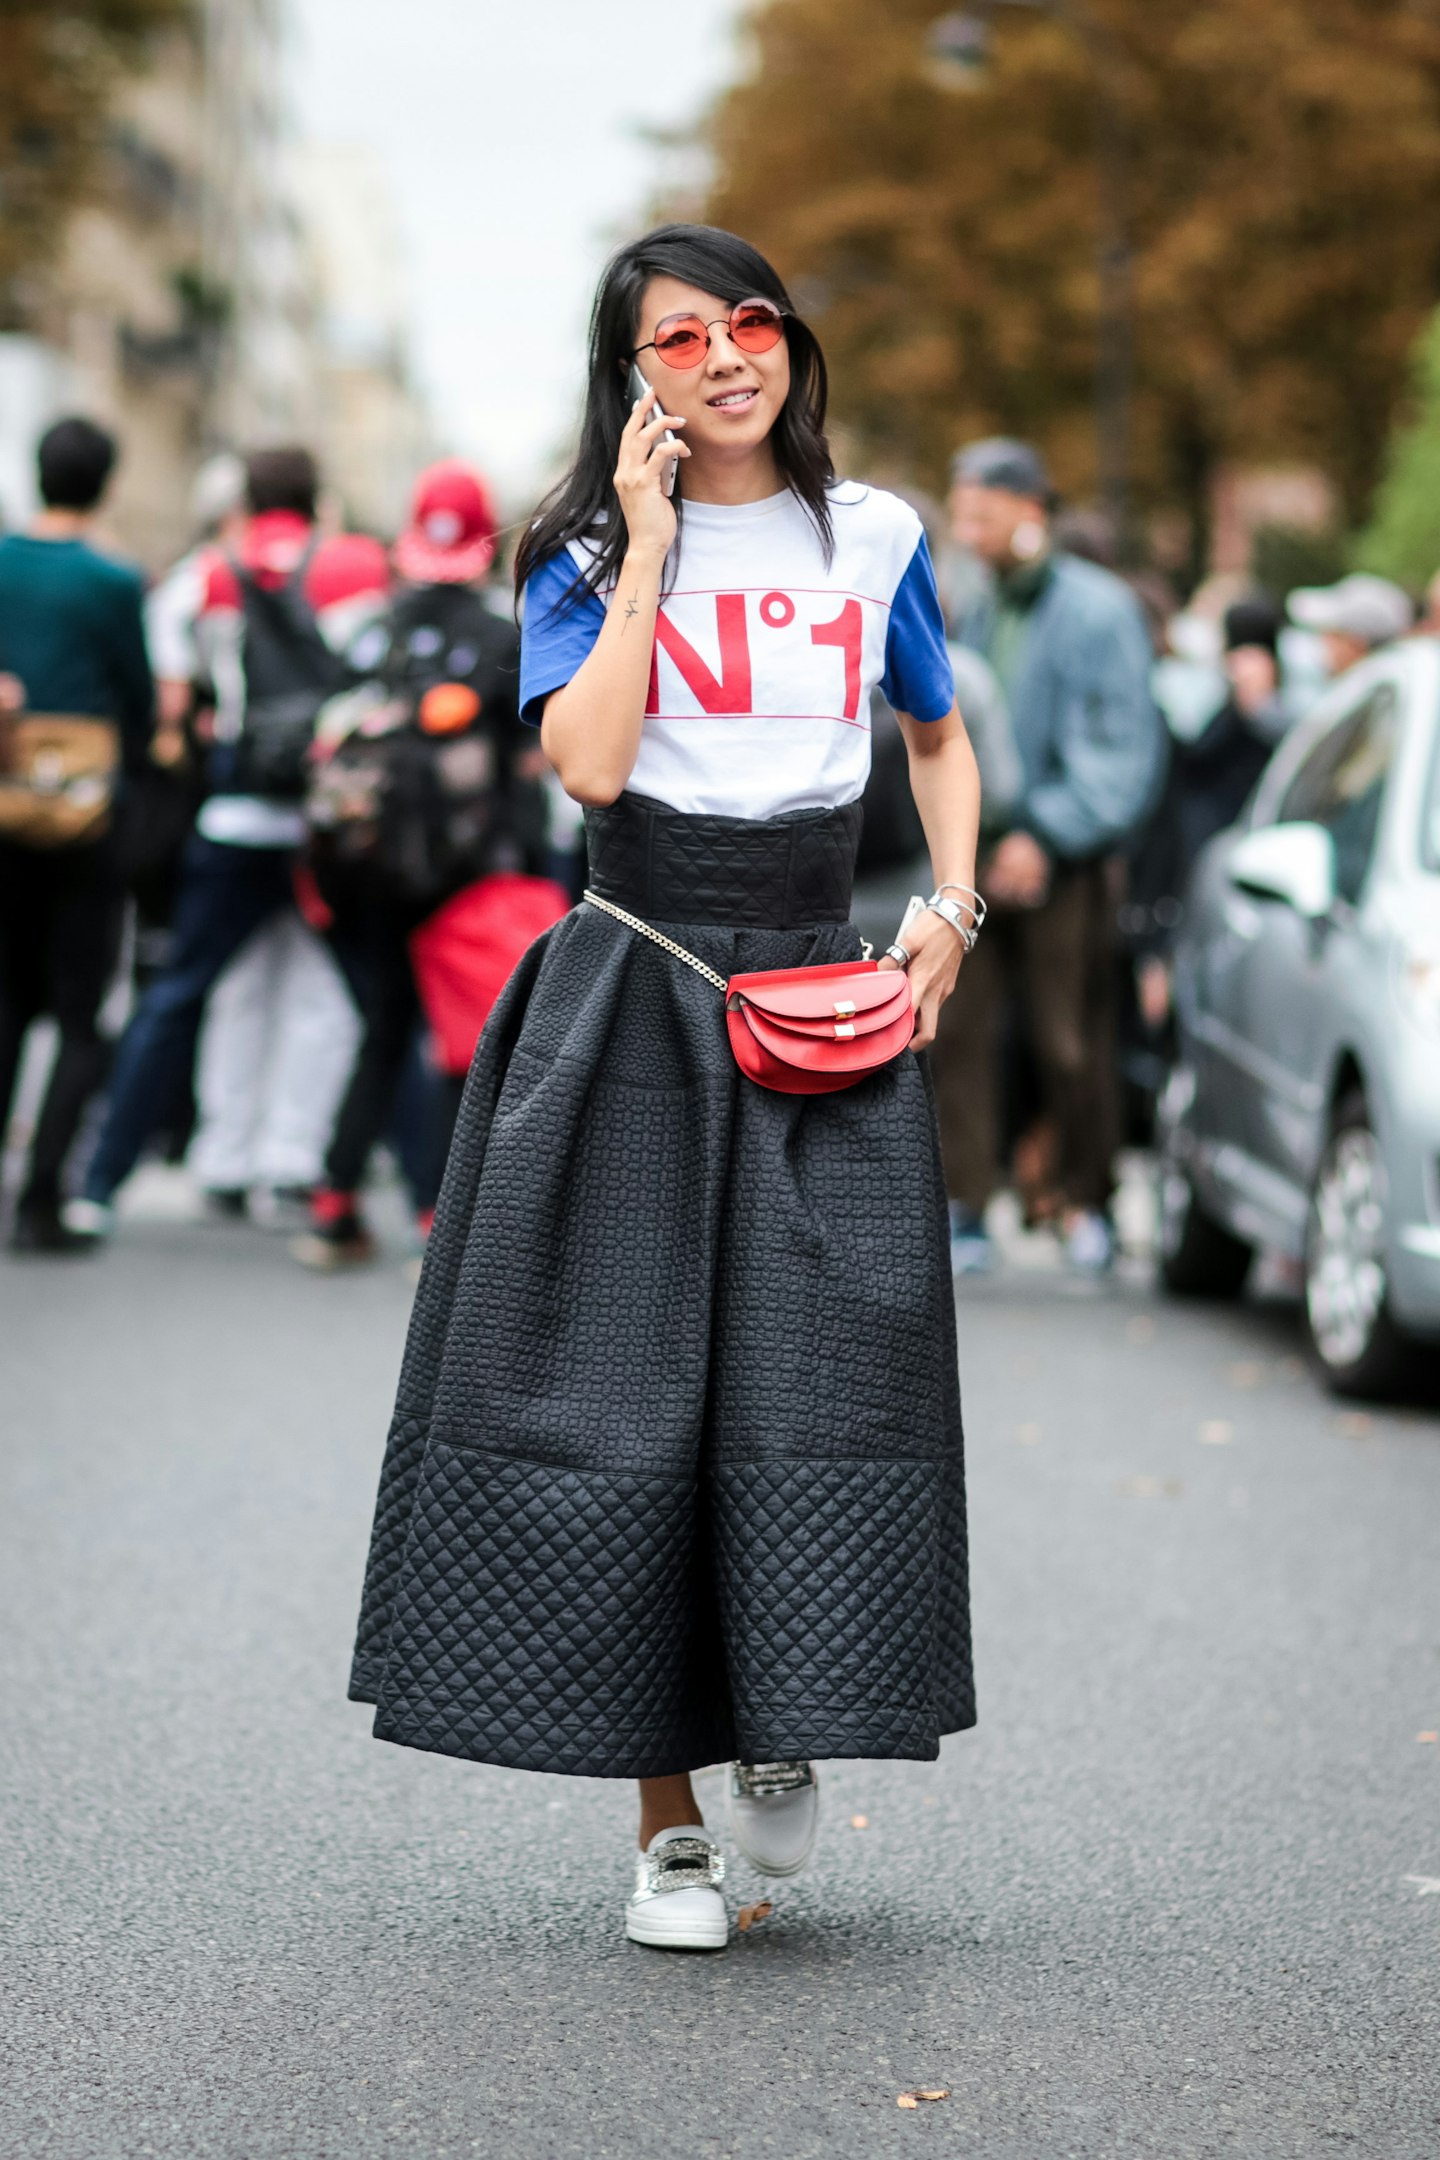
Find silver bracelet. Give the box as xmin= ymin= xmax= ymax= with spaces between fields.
xmin=923 ymin=897 xmax=980 ymax=953
xmin=885 ymin=941 xmax=912 ymax=969
xmin=931 ymin=882 xmax=987 ymax=930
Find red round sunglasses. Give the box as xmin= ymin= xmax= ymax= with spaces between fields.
xmin=631 ymin=296 xmax=789 ymax=371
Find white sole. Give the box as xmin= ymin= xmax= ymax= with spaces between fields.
xmin=729 ymin=1843 xmax=813 ymax=1880
xmin=625 ymin=1909 xmax=729 ymax=1951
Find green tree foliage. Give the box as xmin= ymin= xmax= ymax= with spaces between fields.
xmin=1354 ymin=308 xmax=1440 ymax=588
xmin=0 ymin=0 xmax=191 ymax=323
xmin=703 ymin=0 xmax=1440 ymax=537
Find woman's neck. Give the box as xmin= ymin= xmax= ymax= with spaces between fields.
xmin=680 ymin=442 xmax=783 ymax=507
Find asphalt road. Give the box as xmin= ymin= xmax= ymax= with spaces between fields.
xmin=3 ymin=1179 xmax=1438 ymax=2160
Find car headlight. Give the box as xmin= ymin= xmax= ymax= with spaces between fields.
xmin=1394 ymin=938 xmax=1440 ymax=1039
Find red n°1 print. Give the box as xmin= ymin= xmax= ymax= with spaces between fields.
xmin=646 ymin=591 xmax=867 ymax=720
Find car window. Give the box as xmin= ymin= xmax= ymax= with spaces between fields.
xmin=1275 ymin=684 xmax=1398 ymax=903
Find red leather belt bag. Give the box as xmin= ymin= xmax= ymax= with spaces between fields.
xmin=583 ymin=890 xmax=915 ymax=1095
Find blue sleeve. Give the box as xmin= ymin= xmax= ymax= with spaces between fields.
xmin=880 ymin=535 xmax=954 ymax=723
xmin=519 ymin=553 xmax=608 ymax=726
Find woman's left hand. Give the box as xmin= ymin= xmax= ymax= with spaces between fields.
xmin=877 ymin=906 xmax=964 ymax=1052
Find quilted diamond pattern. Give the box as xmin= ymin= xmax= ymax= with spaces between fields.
xmin=350 ymin=793 xmax=974 ymax=1775
xmin=373 ymin=1446 xmax=730 ymax=1774
xmin=714 ymin=1460 xmax=950 ymax=1761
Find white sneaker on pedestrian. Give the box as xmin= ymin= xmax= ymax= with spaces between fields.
xmin=948 ymin=1203 xmax=994 ymax=1276
xmin=625 ymin=1826 xmax=728 ymax=1951
xmin=1065 ymin=1209 xmax=1115 ymax=1273
xmin=61 ymin=1198 xmax=114 ymax=1242
xmin=727 ymin=1760 xmax=819 ymax=1878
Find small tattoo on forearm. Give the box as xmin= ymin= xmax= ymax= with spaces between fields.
xmin=622 ymin=593 xmax=639 ymax=629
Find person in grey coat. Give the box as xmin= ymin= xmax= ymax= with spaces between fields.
xmin=935 ymin=438 xmax=1164 ymax=1272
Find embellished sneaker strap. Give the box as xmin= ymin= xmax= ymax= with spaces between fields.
xmin=641 ymin=1836 xmax=725 ymax=1897
xmin=732 ymin=1760 xmax=815 ymax=1800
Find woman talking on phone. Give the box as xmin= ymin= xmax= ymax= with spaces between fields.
xmin=349 ymin=225 xmax=983 ymax=1951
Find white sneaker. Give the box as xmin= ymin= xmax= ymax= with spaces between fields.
xmin=728 ymin=1761 xmax=819 ymax=1878
xmin=61 ymin=1198 xmax=114 ymax=1241
xmin=625 ymin=1826 xmax=728 ymax=1951
xmin=1065 ymin=1209 xmax=1115 ymax=1273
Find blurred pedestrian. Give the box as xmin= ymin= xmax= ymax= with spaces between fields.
xmin=70 ymin=446 xmax=388 ymax=1238
xmin=936 ymin=437 xmax=1163 ymax=1273
xmin=349 ymin=225 xmax=980 ymax=1952
xmin=1287 ymin=573 xmax=1412 ymax=679
xmin=0 ymin=418 xmax=153 ymax=1253
xmin=146 ymin=453 xmax=359 ymax=1219
xmin=293 ymin=459 xmax=539 ymax=1268
xmin=1128 ymin=599 xmax=1286 ymax=1036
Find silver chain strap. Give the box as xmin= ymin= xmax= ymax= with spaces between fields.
xmin=582 ymin=889 xmax=730 ymax=994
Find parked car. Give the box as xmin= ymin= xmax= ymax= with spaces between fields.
xmin=1157 ymin=637 xmax=1440 ymax=1395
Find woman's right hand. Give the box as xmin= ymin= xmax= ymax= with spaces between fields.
xmin=613 ymin=386 xmax=687 ymax=561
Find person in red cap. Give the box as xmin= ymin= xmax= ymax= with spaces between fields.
xmin=393 ymin=460 xmax=502 ymax=587
xmin=294 ymin=461 xmax=542 ymax=1268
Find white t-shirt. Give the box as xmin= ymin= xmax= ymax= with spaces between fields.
xmin=519 ymin=483 xmax=954 ymax=821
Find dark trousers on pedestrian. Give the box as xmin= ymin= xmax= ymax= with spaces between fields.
xmin=84 ymin=833 xmax=294 ymax=1204
xmin=323 ymin=869 xmax=454 ymax=1217
xmin=0 ymin=838 xmax=122 ymax=1211
xmin=931 ymin=858 xmax=1119 ymax=1216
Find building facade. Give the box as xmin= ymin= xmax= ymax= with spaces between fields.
xmin=0 ymin=3 xmax=427 ymax=569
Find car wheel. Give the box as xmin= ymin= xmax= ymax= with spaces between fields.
xmin=1157 ymin=1154 xmax=1254 ymax=1299
xmin=1303 ymin=1095 xmax=1413 ymax=1398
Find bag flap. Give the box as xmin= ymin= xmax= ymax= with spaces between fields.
xmin=727 ymin=965 xmax=906 ymax=1022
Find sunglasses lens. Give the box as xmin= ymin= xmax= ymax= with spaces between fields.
xmin=731 ymin=301 xmax=784 ymax=353
xmin=652 ymin=316 xmax=708 ymax=367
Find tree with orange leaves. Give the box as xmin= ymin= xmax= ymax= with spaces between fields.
xmin=703 ymin=0 xmax=1440 ymax=567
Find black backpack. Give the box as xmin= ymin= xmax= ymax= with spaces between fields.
xmin=306 ymin=587 xmax=533 ymax=911
xmin=228 ymin=538 xmax=348 ymax=800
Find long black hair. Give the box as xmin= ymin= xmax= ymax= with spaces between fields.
xmin=514 ymin=224 xmax=834 ymax=603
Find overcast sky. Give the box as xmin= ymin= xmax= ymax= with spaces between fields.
xmin=290 ymin=0 xmax=746 ymax=505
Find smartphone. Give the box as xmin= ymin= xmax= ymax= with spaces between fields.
xmin=629 ymin=362 xmax=678 ymax=498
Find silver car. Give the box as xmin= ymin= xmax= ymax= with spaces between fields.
xmin=1157 ymin=637 xmax=1440 ymax=1395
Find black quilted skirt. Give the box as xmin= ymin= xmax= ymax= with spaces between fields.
xmin=349 ymin=791 xmax=975 ymax=1777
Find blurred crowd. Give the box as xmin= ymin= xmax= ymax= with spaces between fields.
xmin=0 ymin=413 xmax=1427 ymax=1272
xmin=0 ymin=420 xmax=567 ymax=1265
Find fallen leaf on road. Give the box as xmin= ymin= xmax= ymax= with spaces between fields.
xmin=1199 ymin=1420 xmax=1234 ymax=1445
xmin=737 ymin=1899 xmax=773 ymax=1932
xmin=1126 ymin=1316 xmax=1155 ymax=1344
xmin=1418 ymin=1732 xmax=1438 ymax=1744
xmin=850 ymin=1814 xmax=869 ymax=1830
xmin=1117 ymin=1475 xmax=1183 ymax=1498
xmin=897 ymin=2088 xmax=951 ymax=2108
xmin=1014 ymin=1422 xmax=1042 ymax=1446
xmin=1340 ymin=1412 xmax=1374 ymax=1437
xmin=1228 ymin=1361 xmax=1263 ymax=1388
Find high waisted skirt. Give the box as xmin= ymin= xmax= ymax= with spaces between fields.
xmin=349 ymin=791 xmax=975 ymax=1777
